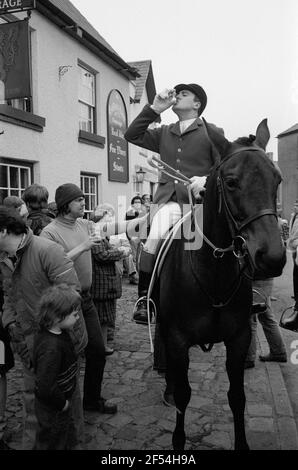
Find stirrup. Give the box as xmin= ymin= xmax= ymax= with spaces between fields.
xmin=132 ymin=296 xmax=156 ymax=324
xmin=279 ymin=305 xmax=298 ymax=332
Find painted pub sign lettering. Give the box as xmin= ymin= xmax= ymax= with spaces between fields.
xmin=107 ymin=90 xmax=129 ymax=183
xmin=0 ymin=0 xmax=36 ymax=14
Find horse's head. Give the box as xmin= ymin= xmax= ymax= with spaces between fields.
xmin=204 ymin=118 xmax=286 ymax=279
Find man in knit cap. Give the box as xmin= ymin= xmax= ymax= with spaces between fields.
xmin=41 ymin=183 xmax=146 ymax=413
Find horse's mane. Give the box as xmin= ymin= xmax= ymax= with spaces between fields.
xmin=234 ymin=134 xmax=256 ymax=146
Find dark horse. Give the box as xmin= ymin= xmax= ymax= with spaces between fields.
xmin=153 ymin=119 xmax=286 ymax=450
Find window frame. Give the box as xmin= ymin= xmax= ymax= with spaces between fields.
xmin=78 ymin=61 xmax=97 ymax=135
xmin=0 ymin=158 xmax=33 ymax=203
xmin=80 ymin=173 xmax=98 ymax=218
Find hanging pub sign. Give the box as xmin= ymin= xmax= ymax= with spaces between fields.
xmin=0 ymin=19 xmax=31 ymax=100
xmin=107 ymin=89 xmax=129 ymax=183
xmin=0 ymin=0 xmax=36 ymax=15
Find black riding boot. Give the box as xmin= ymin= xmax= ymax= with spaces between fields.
xmin=251 ymin=303 xmax=267 ymax=314
xmin=133 ymin=251 xmax=155 ymax=324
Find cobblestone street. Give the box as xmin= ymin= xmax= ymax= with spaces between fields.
xmin=3 ymin=272 xmax=297 ymax=451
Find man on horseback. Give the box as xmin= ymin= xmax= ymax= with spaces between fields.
xmin=125 ymin=83 xmax=220 ymax=324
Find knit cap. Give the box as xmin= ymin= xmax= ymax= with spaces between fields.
xmin=55 ymin=183 xmax=84 ymax=210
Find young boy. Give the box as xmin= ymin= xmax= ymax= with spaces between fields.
xmin=33 ymin=284 xmax=81 ymax=450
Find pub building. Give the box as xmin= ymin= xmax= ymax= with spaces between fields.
xmin=0 ymin=0 xmax=159 ymax=217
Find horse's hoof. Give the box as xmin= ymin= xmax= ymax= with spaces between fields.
xmin=235 ymin=443 xmax=250 ymax=450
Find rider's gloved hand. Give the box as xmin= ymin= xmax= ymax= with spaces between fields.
xmin=151 ymin=89 xmax=176 ymax=114
xmin=147 ymin=154 xmax=160 ymax=168
xmin=190 ymin=176 xmax=207 ymax=201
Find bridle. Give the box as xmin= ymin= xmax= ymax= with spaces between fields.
xmin=195 ymin=145 xmax=277 ymax=307
xmin=216 ymin=146 xmax=277 ymax=239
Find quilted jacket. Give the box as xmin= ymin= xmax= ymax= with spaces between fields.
xmin=0 ymin=229 xmax=87 ymax=360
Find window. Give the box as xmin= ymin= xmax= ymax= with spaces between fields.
xmin=7 ymin=97 xmax=32 ymax=113
xmin=0 ymin=160 xmax=32 ymax=203
xmin=0 ymin=17 xmax=33 ymax=113
xmin=80 ymin=174 xmax=98 ymax=218
xmin=78 ymin=65 xmax=96 ymax=133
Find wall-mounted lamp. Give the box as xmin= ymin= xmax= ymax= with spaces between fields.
xmin=58 ymin=65 xmax=73 ymax=81
xmin=135 ymin=167 xmax=146 ymax=183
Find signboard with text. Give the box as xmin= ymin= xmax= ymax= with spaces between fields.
xmin=0 ymin=20 xmax=31 ymax=100
xmin=107 ymin=89 xmax=129 ymax=183
xmin=0 ymin=0 xmax=36 ymax=15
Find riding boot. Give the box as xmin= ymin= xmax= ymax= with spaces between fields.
xmin=133 ymin=251 xmax=155 ymax=324
xmin=251 ymin=302 xmax=267 ymax=314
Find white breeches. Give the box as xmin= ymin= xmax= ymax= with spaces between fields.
xmin=144 ymin=202 xmax=182 ymax=254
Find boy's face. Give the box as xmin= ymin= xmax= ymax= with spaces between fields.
xmin=59 ymin=308 xmax=80 ymax=330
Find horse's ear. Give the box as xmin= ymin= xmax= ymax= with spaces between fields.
xmin=202 ymin=118 xmax=230 ymax=157
xmin=255 ymin=118 xmax=270 ymax=150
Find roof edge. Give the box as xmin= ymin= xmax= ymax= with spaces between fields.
xmin=277 ymin=129 xmax=298 ymax=139
xmin=36 ymin=0 xmax=139 ymax=80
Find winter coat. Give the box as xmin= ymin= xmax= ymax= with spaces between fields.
xmin=0 ymin=230 xmax=87 ymax=361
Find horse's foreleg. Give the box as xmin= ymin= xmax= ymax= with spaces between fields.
xmin=167 ymin=343 xmax=191 ymax=450
xmin=225 ymin=327 xmax=251 ymax=450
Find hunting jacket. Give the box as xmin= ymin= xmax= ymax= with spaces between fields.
xmin=125 ymin=104 xmax=219 ymax=206
xmin=0 ymin=229 xmax=88 ymax=362
xmin=91 ymin=239 xmax=123 ymax=301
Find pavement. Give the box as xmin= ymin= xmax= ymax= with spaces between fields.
xmin=3 ymin=266 xmax=298 ymax=451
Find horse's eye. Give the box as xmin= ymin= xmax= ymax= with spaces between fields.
xmin=225 ymin=178 xmax=238 ymax=190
